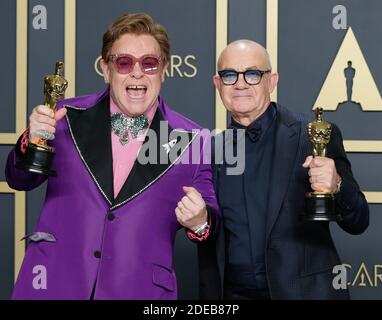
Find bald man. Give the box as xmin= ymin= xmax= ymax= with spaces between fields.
xmin=198 ymin=40 xmax=369 ymax=300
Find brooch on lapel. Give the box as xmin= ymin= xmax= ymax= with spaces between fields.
xmin=162 ymin=139 xmax=178 ymax=154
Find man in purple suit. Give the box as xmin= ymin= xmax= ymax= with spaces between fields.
xmin=5 ymin=13 xmax=220 ymax=300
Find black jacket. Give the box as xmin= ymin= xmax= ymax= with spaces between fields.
xmin=198 ymin=103 xmax=369 ymax=300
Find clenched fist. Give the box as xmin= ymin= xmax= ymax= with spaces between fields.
xmin=302 ymin=156 xmax=341 ymax=193
xmin=29 ymin=105 xmax=67 ymax=144
xmin=175 ymin=186 xmax=208 ymax=231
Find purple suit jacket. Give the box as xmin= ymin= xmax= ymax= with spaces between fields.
xmin=6 ymin=88 xmax=220 ymax=300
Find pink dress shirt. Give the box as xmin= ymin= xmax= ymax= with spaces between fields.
xmin=110 ymin=98 xmax=158 ymax=197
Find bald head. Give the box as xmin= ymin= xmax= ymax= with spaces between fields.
xmin=213 ymin=39 xmax=279 ymax=126
xmin=217 ymin=39 xmax=272 ymax=71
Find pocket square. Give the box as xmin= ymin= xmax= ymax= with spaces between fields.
xmin=21 ymin=232 xmax=56 ymax=242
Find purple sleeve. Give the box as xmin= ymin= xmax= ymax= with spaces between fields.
xmin=5 ymin=132 xmax=47 ymax=191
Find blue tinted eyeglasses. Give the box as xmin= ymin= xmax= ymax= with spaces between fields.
xmin=218 ymin=69 xmax=271 ymax=85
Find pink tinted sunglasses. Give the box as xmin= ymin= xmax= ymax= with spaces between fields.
xmin=108 ymin=54 xmax=162 ymax=75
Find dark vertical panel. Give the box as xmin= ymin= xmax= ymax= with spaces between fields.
xmin=0 ymin=0 xmax=16 ymax=132
xmin=0 ymin=0 xmax=17 ymax=300
xmin=228 ymin=0 xmax=266 ymax=45
xmin=347 ymin=154 xmax=382 ymax=191
xmin=0 ymin=194 xmax=14 ymax=300
xmin=0 ymin=146 xmax=14 ymax=181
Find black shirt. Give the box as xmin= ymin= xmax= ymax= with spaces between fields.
xmin=218 ymin=103 xmax=277 ymax=290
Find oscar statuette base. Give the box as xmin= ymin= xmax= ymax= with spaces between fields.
xmin=303 ymin=192 xmax=342 ymax=222
xmin=15 ymin=143 xmax=57 ymax=177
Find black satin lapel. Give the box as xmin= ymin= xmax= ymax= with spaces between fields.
xmin=112 ymin=108 xmax=196 ymax=209
xmin=65 ymin=94 xmax=114 ymax=205
xmin=266 ymin=118 xmax=301 ymax=241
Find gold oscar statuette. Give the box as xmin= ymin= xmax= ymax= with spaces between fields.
xmin=16 ymin=61 xmax=68 ymax=176
xmin=302 ymin=108 xmax=342 ymax=222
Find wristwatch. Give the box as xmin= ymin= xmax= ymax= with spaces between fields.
xmin=192 ymin=222 xmax=210 ymax=237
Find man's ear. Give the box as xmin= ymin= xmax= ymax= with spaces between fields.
xmin=161 ymin=62 xmax=169 ymax=82
xmin=100 ymin=59 xmax=110 ymax=83
xmin=268 ymin=72 xmax=279 ymax=94
xmin=213 ymin=74 xmax=221 ymax=91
